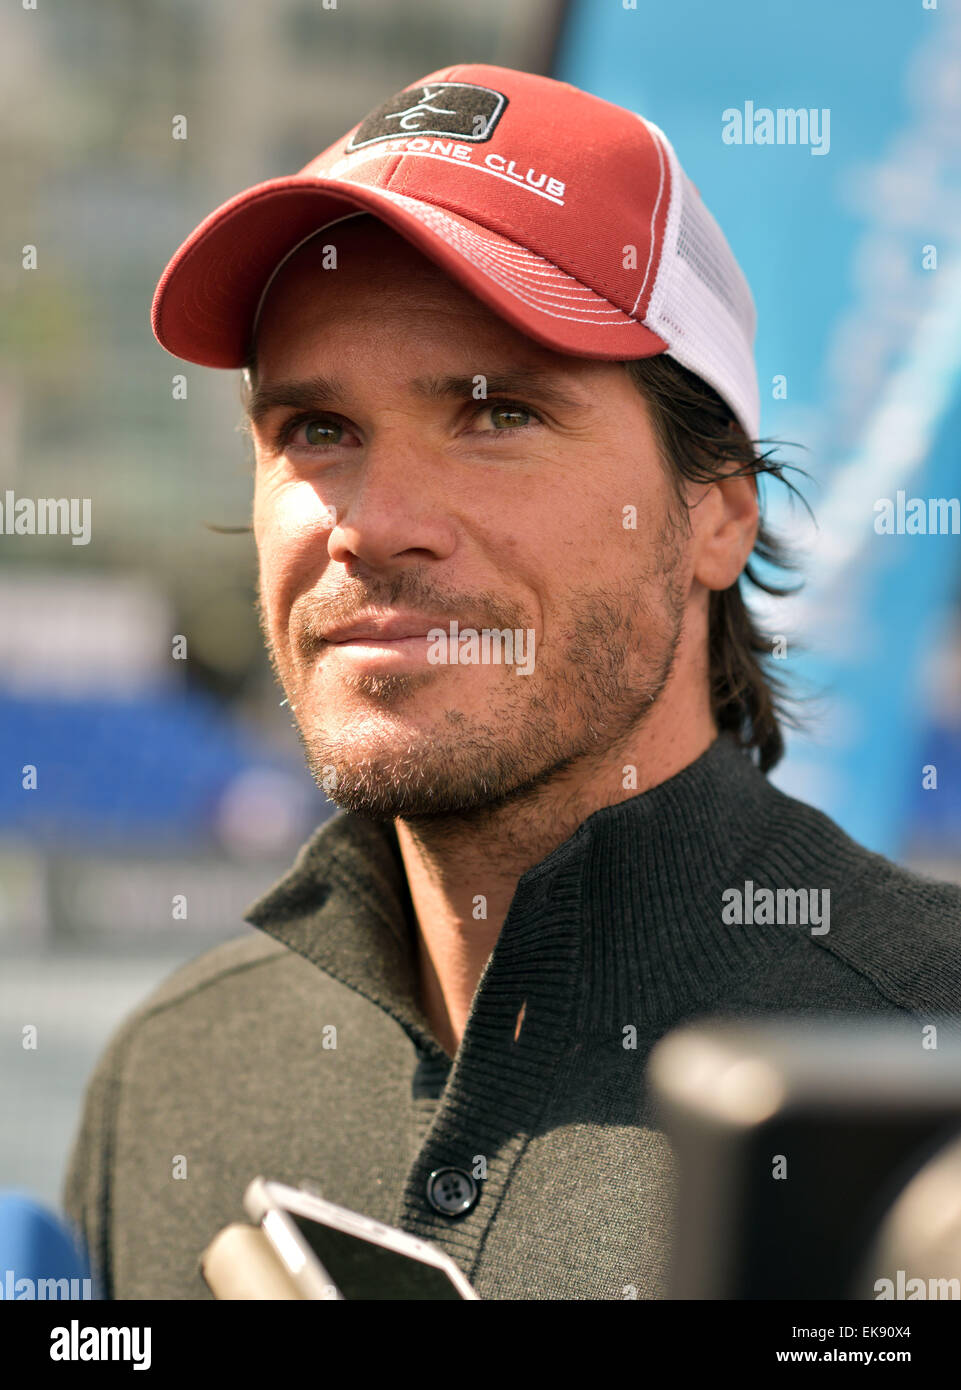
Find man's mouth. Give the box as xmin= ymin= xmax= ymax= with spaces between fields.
xmin=315 ymin=609 xmax=457 ymax=669
xmin=321 ymin=609 xmax=455 ymax=644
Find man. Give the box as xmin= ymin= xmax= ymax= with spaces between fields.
xmin=65 ymin=63 xmax=961 ymax=1300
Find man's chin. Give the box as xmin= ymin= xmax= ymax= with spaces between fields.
xmin=302 ymin=743 xmax=563 ymax=825
xmin=307 ymin=763 xmax=502 ymax=822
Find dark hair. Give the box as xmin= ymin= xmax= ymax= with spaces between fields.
xmin=239 ymin=350 xmax=807 ymax=773
xmin=621 ymin=353 xmax=807 ymax=773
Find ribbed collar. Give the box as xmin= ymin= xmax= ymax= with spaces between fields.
xmin=243 ymin=734 xmax=864 ymax=1065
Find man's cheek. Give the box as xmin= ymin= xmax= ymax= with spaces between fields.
xmin=257 ymin=496 xmax=322 ymax=581
xmin=254 ymin=542 xmax=299 ymax=660
xmin=268 ymin=479 xmax=338 ymax=535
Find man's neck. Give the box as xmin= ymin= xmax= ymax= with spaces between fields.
xmin=395 ymin=710 xmax=718 ymax=1058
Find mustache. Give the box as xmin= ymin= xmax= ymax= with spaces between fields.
xmin=255 ymin=578 xmax=527 ymax=658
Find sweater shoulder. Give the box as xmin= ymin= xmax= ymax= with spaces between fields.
xmin=823 ymin=848 xmax=961 ymax=979
xmin=763 ymin=778 xmax=961 ymax=1010
xmin=766 ymin=774 xmax=961 ymax=919
xmin=122 ymin=930 xmax=296 ymax=1020
xmin=60 ymin=930 xmax=335 ymax=1295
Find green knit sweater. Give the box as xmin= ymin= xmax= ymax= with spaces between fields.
xmin=62 ymin=734 xmax=961 ymax=1299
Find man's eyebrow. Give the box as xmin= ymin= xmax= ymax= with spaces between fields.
xmin=245 ymin=375 xmax=346 ymax=430
xmin=245 ymin=368 xmax=590 ymax=429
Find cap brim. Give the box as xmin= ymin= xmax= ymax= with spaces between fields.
xmin=150 ymin=176 xmax=669 ymax=368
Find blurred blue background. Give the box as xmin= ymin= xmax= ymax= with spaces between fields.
xmin=556 ymin=0 xmax=961 ymax=863
xmin=1 ymin=0 xmax=958 ymax=1218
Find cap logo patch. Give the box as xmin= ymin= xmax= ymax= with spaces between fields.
xmin=346 ymin=82 xmax=508 ymax=151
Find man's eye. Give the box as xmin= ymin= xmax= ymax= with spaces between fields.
xmin=475 ymin=400 xmax=541 ymax=432
xmin=272 ymin=401 xmax=540 ymax=454
xmin=301 ymin=417 xmax=344 ymax=447
xmin=276 ymin=414 xmax=349 ymax=451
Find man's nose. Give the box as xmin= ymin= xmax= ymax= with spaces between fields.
xmin=324 ymin=431 xmax=458 ymax=570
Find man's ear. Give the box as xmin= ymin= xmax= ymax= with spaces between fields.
xmin=690 ymin=470 xmax=759 ymax=592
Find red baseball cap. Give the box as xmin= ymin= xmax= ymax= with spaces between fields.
xmin=150 ymin=63 xmax=760 ymax=440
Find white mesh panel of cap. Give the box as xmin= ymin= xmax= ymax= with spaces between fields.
xmin=638 ymin=117 xmax=761 ymax=442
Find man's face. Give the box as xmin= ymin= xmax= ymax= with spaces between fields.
xmin=248 ymin=215 xmax=696 ymax=822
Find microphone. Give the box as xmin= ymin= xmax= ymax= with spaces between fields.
xmin=648 ymin=1016 xmax=961 ymax=1299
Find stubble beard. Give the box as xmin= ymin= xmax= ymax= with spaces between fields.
xmin=256 ymin=521 xmax=689 ymax=827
